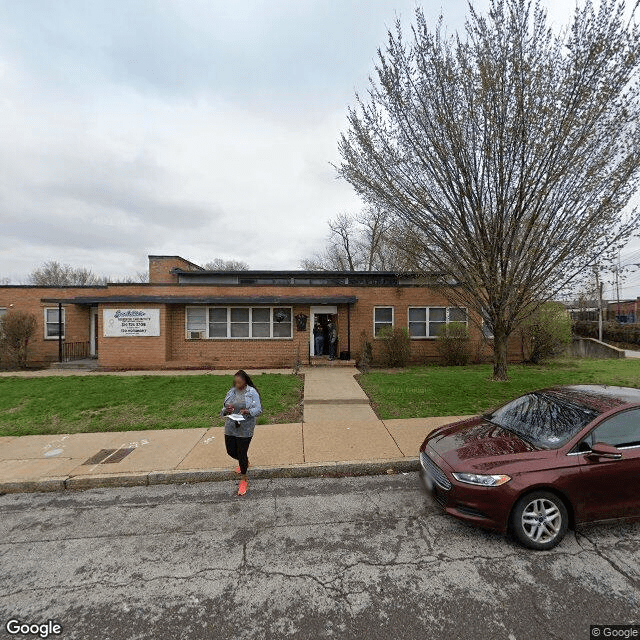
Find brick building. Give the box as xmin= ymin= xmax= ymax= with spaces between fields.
xmin=0 ymin=254 xmax=520 ymax=369
xmin=606 ymin=300 xmax=638 ymax=324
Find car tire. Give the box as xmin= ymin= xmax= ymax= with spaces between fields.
xmin=511 ymin=491 xmax=569 ymax=550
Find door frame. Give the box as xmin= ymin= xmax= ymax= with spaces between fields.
xmin=309 ymin=305 xmax=337 ymax=356
xmin=89 ymin=307 xmax=98 ymax=357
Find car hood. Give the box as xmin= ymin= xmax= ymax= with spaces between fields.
xmin=426 ymin=417 xmax=548 ymax=472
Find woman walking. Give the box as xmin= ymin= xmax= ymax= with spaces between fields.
xmin=221 ymin=370 xmax=262 ymax=495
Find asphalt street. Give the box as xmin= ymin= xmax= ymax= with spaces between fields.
xmin=0 ymin=474 xmax=638 ymax=640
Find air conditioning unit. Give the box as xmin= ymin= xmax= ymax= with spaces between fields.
xmin=189 ymin=331 xmax=205 ymax=340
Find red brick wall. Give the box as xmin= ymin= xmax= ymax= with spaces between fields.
xmin=344 ymin=286 xmax=522 ymax=364
xmin=607 ymin=300 xmax=638 ymax=317
xmin=148 ymin=256 xmax=202 ymax=284
xmin=0 ymin=282 xmax=523 ymax=368
xmin=165 ymin=304 xmax=310 ymax=370
xmin=0 ymin=286 xmax=104 ymax=365
xmin=97 ymin=303 xmax=170 ymax=369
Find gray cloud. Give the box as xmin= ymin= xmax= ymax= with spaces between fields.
xmin=0 ymin=0 xmax=637 ymax=299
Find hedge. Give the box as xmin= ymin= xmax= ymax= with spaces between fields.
xmin=572 ymin=321 xmax=640 ymax=346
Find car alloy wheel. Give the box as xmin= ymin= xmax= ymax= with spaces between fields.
xmin=512 ymin=491 xmax=569 ymax=550
xmin=521 ymin=498 xmax=561 ymax=544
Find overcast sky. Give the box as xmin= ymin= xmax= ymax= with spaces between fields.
xmin=0 ymin=0 xmax=639 ymax=298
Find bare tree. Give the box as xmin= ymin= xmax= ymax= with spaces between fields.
xmin=356 ymin=208 xmax=393 ymax=270
xmin=301 ymin=207 xmax=420 ymax=271
xmin=203 ymin=258 xmax=250 ymax=271
xmin=116 ymin=271 xmax=150 ymax=284
xmin=338 ymin=0 xmax=640 ymax=379
xmin=28 ymin=261 xmax=108 ymax=286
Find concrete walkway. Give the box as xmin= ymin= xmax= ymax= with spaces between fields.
xmin=624 ymin=349 xmax=640 ymax=359
xmin=301 ymin=367 xmax=434 ymax=464
xmin=0 ymin=366 xmax=473 ymax=493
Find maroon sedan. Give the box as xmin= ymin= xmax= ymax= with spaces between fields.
xmin=419 ymin=385 xmax=640 ymax=549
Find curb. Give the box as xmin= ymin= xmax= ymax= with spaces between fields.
xmin=0 ymin=458 xmax=420 ymax=495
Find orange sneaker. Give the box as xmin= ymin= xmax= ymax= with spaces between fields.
xmin=235 ymin=461 xmax=250 ymax=474
xmin=238 ymin=479 xmax=249 ymax=496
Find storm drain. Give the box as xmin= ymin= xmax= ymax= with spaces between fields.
xmin=82 ymin=448 xmax=135 ymax=465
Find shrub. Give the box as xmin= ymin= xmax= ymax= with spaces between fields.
xmin=357 ymin=330 xmax=373 ymax=372
xmin=0 ymin=310 xmax=38 ymax=369
xmin=573 ymin=320 xmax=640 ymax=346
xmin=377 ymin=326 xmax=411 ymax=367
xmin=520 ymin=302 xmax=572 ymax=364
xmin=436 ymin=322 xmax=472 ymax=366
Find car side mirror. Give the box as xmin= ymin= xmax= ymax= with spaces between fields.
xmin=587 ymin=442 xmax=623 ymax=460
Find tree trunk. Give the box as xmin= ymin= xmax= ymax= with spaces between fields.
xmin=492 ymin=332 xmax=509 ymax=381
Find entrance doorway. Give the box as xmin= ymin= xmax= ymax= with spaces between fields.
xmin=309 ymin=305 xmax=337 ymax=358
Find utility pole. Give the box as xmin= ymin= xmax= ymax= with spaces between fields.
xmin=595 ymin=270 xmax=603 ymax=342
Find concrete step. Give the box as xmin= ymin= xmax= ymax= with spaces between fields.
xmin=49 ymin=359 xmax=100 ymax=370
xmin=309 ymin=357 xmax=357 ymax=367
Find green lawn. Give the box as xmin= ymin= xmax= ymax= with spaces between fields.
xmin=358 ymin=358 xmax=640 ymax=420
xmin=0 ymin=374 xmax=303 ymax=437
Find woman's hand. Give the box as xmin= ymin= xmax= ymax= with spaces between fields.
xmin=226 ymin=405 xmax=235 ymax=414
xmin=240 ymin=409 xmax=250 ymax=416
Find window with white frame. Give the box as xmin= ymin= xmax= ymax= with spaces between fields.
xmin=0 ymin=308 xmax=6 ymax=337
xmin=272 ymin=308 xmax=293 ymax=337
xmin=230 ymin=308 xmax=250 ymax=337
xmin=44 ymin=307 xmax=65 ymax=339
xmin=373 ymin=307 xmax=394 ymax=337
xmin=186 ymin=307 xmax=206 ymax=339
xmin=408 ymin=307 xmax=467 ymax=338
xmin=252 ymin=307 xmax=271 ymax=337
xmin=186 ymin=306 xmax=292 ymax=339
xmin=209 ymin=307 xmax=227 ymax=337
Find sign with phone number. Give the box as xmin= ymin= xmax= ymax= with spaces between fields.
xmin=103 ymin=309 xmax=160 ymax=337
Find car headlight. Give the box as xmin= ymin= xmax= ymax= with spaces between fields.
xmin=452 ymin=472 xmax=511 ymax=487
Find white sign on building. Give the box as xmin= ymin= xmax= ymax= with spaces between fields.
xmin=103 ymin=309 xmax=160 ymax=337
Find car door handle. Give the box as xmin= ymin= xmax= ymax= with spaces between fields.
xmin=586 ymin=451 xmax=623 ymax=460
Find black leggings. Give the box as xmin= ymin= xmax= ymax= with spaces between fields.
xmin=225 ymin=435 xmax=252 ymax=474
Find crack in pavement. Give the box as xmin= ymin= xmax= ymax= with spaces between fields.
xmin=0 ymin=513 xmax=445 ymax=546
xmin=3 ymin=475 xmax=640 ymax=640
xmin=575 ymin=529 xmax=640 ymax=587
xmin=0 ymin=566 xmax=239 ymax=600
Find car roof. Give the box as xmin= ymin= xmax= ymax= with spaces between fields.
xmin=544 ymin=385 xmax=640 ymax=413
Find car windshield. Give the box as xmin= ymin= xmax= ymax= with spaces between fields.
xmin=486 ymin=392 xmax=599 ymax=449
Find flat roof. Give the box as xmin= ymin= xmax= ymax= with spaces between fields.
xmin=172 ymin=268 xmax=436 ymax=277
xmin=0 ymin=284 xmax=108 ymax=289
xmin=41 ymin=295 xmax=358 ymax=305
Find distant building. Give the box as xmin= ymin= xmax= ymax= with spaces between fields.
xmin=607 ymin=300 xmax=638 ymax=324
xmin=563 ymin=300 xmax=601 ymax=323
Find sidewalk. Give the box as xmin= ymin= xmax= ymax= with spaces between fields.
xmin=0 ymin=366 xmax=473 ymax=493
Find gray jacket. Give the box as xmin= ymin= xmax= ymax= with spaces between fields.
xmin=220 ymin=385 xmax=262 ymax=438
